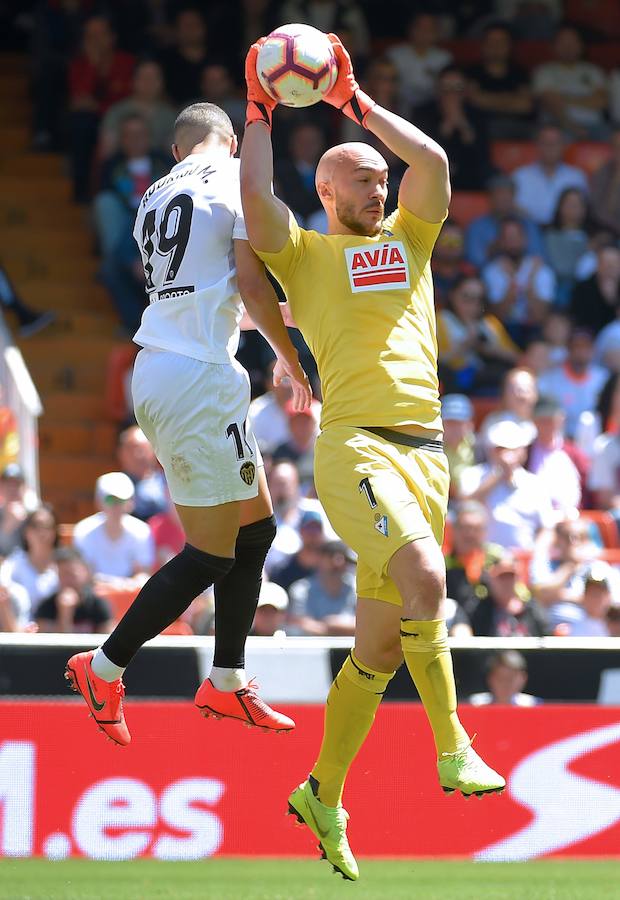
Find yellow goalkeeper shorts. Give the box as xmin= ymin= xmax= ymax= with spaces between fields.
xmin=314 ymin=425 xmax=449 ymax=606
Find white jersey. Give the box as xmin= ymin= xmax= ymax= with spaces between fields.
xmin=133 ymin=153 xmax=247 ymax=363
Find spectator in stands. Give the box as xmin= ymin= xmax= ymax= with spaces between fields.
xmin=117 ymin=425 xmax=167 ymax=521
xmin=416 ymin=65 xmax=490 ymax=191
xmin=275 ymin=123 xmax=325 ymax=225
xmin=590 ymin=128 xmax=620 ymax=237
xmin=595 ymin=301 xmax=620 ymax=372
xmin=0 ymin=464 xmax=27 ymax=558
xmin=528 ymin=396 xmax=587 ymax=514
xmin=468 ymin=551 xmax=548 ymax=637
xmin=431 ymin=220 xmax=471 ymax=305
xmin=469 ymin=650 xmax=540 ymax=706
xmin=606 ymin=603 xmax=620 ymax=637
xmin=251 ymin=580 xmax=289 ymax=637
xmin=530 ymin=519 xmax=619 ymax=632
xmin=249 ymin=362 xmax=320 ymax=454
xmin=94 ymin=114 xmax=168 ymax=333
xmin=482 ymin=216 xmax=556 ymax=346
xmin=200 ymin=64 xmax=246 ymax=134
xmin=273 ymin=401 xmax=317 ymax=490
xmin=1 ymin=505 xmax=59 ymax=616
xmin=340 ymin=56 xmax=404 ymax=144
xmin=465 ymin=173 xmax=544 ymax=270
xmin=68 ymin=15 xmax=135 ymax=202
xmin=0 ymin=263 xmax=55 ymax=338
xmin=460 ymin=418 xmax=554 ymax=551
xmin=0 ymin=578 xmax=32 ymax=633
xmin=544 ymin=188 xmax=594 ymax=306
xmin=387 ymin=12 xmax=452 ymax=110
xmin=567 ymin=565 xmax=615 ymax=637
xmin=570 ymin=244 xmax=620 ymax=334
xmin=271 ymin=508 xmax=325 ymax=591
xmin=437 ymin=275 xmax=519 ymax=394
xmin=588 ymin=390 xmax=620 ymax=514
xmin=538 ymin=329 xmax=608 ymax=439
xmin=73 ymin=472 xmax=154 ymax=581
xmin=99 ymin=60 xmax=176 ymax=160
xmin=520 ymin=337 xmax=553 ymax=378
xmin=149 ymin=500 xmax=185 ymax=568
xmin=288 ymin=540 xmax=356 ymax=636
xmin=542 ymin=310 xmax=570 ymax=367
xmin=441 ymin=395 xmax=475 ymax=496
xmin=36 ymin=547 xmax=113 ymax=634
xmin=278 ymin=0 xmax=370 ymax=59
xmin=532 ymin=25 xmax=608 ymax=140
xmin=479 ymin=366 xmax=538 ymax=447
xmin=158 ymin=8 xmax=211 ymax=105
xmin=265 ymin=461 xmax=330 ymax=573
xmin=445 ymin=500 xmax=503 ymax=611
xmin=466 ymin=22 xmax=533 ymax=139
xmin=512 ymin=125 xmax=588 ymax=226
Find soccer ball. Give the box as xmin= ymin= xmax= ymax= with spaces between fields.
xmin=257 ymin=23 xmax=338 ymax=108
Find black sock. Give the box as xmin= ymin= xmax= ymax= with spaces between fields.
xmin=102 ymin=543 xmax=234 ymax=667
xmin=213 ymin=515 xmax=277 ymax=669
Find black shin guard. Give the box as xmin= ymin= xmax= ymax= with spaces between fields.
xmin=213 ymin=515 xmax=277 ymax=669
xmin=102 ymin=543 xmax=234 ymax=667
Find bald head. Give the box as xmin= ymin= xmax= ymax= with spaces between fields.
xmin=315 ymin=142 xmax=389 ymax=237
xmin=173 ymin=102 xmax=235 ymax=161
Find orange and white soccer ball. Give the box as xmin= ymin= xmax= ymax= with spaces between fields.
xmin=257 ymin=23 xmax=338 ymax=108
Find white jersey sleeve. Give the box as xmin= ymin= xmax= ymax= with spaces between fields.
xmin=133 ymin=154 xmax=248 ymax=363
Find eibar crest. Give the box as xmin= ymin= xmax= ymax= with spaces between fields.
xmin=344 ymin=240 xmax=410 ymax=293
xmin=239 ymin=461 xmax=256 ymax=485
xmin=374 ymin=515 xmax=389 ymax=537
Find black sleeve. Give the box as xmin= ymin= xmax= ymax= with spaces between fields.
xmin=88 ymin=591 xmax=112 ymax=626
xmin=35 ymin=595 xmax=58 ymax=620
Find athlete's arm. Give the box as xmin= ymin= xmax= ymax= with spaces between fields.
xmin=365 ymin=108 xmax=450 ymax=223
xmin=240 ymin=43 xmax=291 ymax=253
xmin=234 ymin=240 xmax=311 ymax=410
xmin=323 ymin=33 xmax=450 ymax=222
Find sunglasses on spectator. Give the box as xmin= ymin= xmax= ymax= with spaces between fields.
xmin=28 ymin=520 xmax=56 ymax=531
xmin=103 ymin=495 xmax=127 ymax=505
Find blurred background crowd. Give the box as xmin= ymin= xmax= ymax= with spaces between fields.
xmin=2 ymin=0 xmax=620 ymax=676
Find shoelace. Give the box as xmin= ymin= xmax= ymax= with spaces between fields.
xmin=113 ymin=681 xmax=125 ymax=699
xmin=440 ymin=733 xmax=477 ymax=762
xmin=238 ymin=680 xmax=270 ymax=722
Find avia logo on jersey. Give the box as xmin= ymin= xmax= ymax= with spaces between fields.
xmin=344 ymin=241 xmax=410 ymax=293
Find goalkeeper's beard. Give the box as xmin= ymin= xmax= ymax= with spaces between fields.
xmin=335 ymin=198 xmax=384 ymax=237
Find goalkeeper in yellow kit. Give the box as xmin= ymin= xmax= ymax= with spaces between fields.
xmin=241 ymin=33 xmax=505 ymax=880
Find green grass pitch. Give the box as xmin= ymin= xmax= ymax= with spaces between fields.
xmin=1 ymin=860 xmax=618 ymax=900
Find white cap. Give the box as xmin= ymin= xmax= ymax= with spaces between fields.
xmin=257 ymin=581 xmax=288 ymax=611
xmin=487 ymin=419 xmax=537 ymax=451
xmin=95 ymin=471 xmax=135 ymax=502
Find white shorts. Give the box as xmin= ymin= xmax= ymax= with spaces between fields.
xmin=132 ymin=347 xmax=261 ymax=507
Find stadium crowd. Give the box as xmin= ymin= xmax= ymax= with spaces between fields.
xmin=2 ymin=1 xmax=620 ymax=645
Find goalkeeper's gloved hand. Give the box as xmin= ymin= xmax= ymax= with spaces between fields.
xmin=245 ymin=40 xmax=277 ymax=129
xmin=322 ymin=33 xmax=375 ymax=127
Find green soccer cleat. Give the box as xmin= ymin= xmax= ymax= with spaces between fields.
xmin=287 ymin=777 xmax=359 ymax=881
xmin=438 ymin=738 xmax=506 ymax=798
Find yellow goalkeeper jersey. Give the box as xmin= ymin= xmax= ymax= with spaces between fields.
xmin=254 ymin=204 xmax=445 ymax=434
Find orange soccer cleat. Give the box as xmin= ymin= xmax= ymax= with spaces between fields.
xmin=65 ymin=650 xmax=131 ymax=747
xmin=195 ymin=678 xmax=295 ymax=733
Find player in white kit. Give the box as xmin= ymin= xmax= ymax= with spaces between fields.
xmin=66 ymin=103 xmax=311 ymax=745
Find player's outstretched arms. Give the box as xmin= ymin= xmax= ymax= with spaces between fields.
xmin=323 ymin=33 xmax=450 ymax=223
xmin=234 ymin=240 xmax=311 ymax=411
xmin=240 ymin=41 xmax=291 ymax=253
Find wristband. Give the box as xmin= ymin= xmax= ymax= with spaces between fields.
xmin=245 ymin=100 xmax=273 ymax=130
xmin=340 ymin=89 xmax=375 ymax=128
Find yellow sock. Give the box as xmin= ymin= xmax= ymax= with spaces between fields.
xmin=400 ymin=618 xmax=469 ymax=757
xmin=311 ymin=651 xmax=395 ymax=807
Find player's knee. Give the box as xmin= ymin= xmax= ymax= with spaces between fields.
xmin=375 ymin=641 xmax=404 ymax=673
xmin=390 ymin=539 xmax=446 ymax=615
xmin=236 ymin=514 xmax=277 ymax=554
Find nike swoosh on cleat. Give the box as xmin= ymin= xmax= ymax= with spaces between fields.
xmin=304 ymin=801 xmax=330 ymax=839
xmin=84 ymin=669 xmax=106 ymax=712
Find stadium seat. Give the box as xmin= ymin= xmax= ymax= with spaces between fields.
xmin=449 ymin=191 xmax=489 ymax=227
xmin=599 ymin=548 xmax=620 ymax=566
xmin=95 ymin=585 xmax=139 ymax=621
xmin=567 ymin=0 xmax=620 ymax=38
xmin=580 ymin=510 xmax=619 ymax=549
xmin=442 ymin=518 xmax=453 ymax=555
xmin=490 ymin=141 xmax=536 ymax=173
xmin=104 ymin=343 xmax=138 ymax=422
xmin=442 ymin=39 xmax=480 ymax=67
xmin=565 ymin=142 xmax=612 ymax=176
xmin=470 ymin=397 xmax=499 ymax=430
xmin=514 ymin=40 xmax=551 ymax=69
xmin=58 ymin=523 xmax=74 ymax=547
xmin=513 ymin=548 xmax=533 ymax=586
